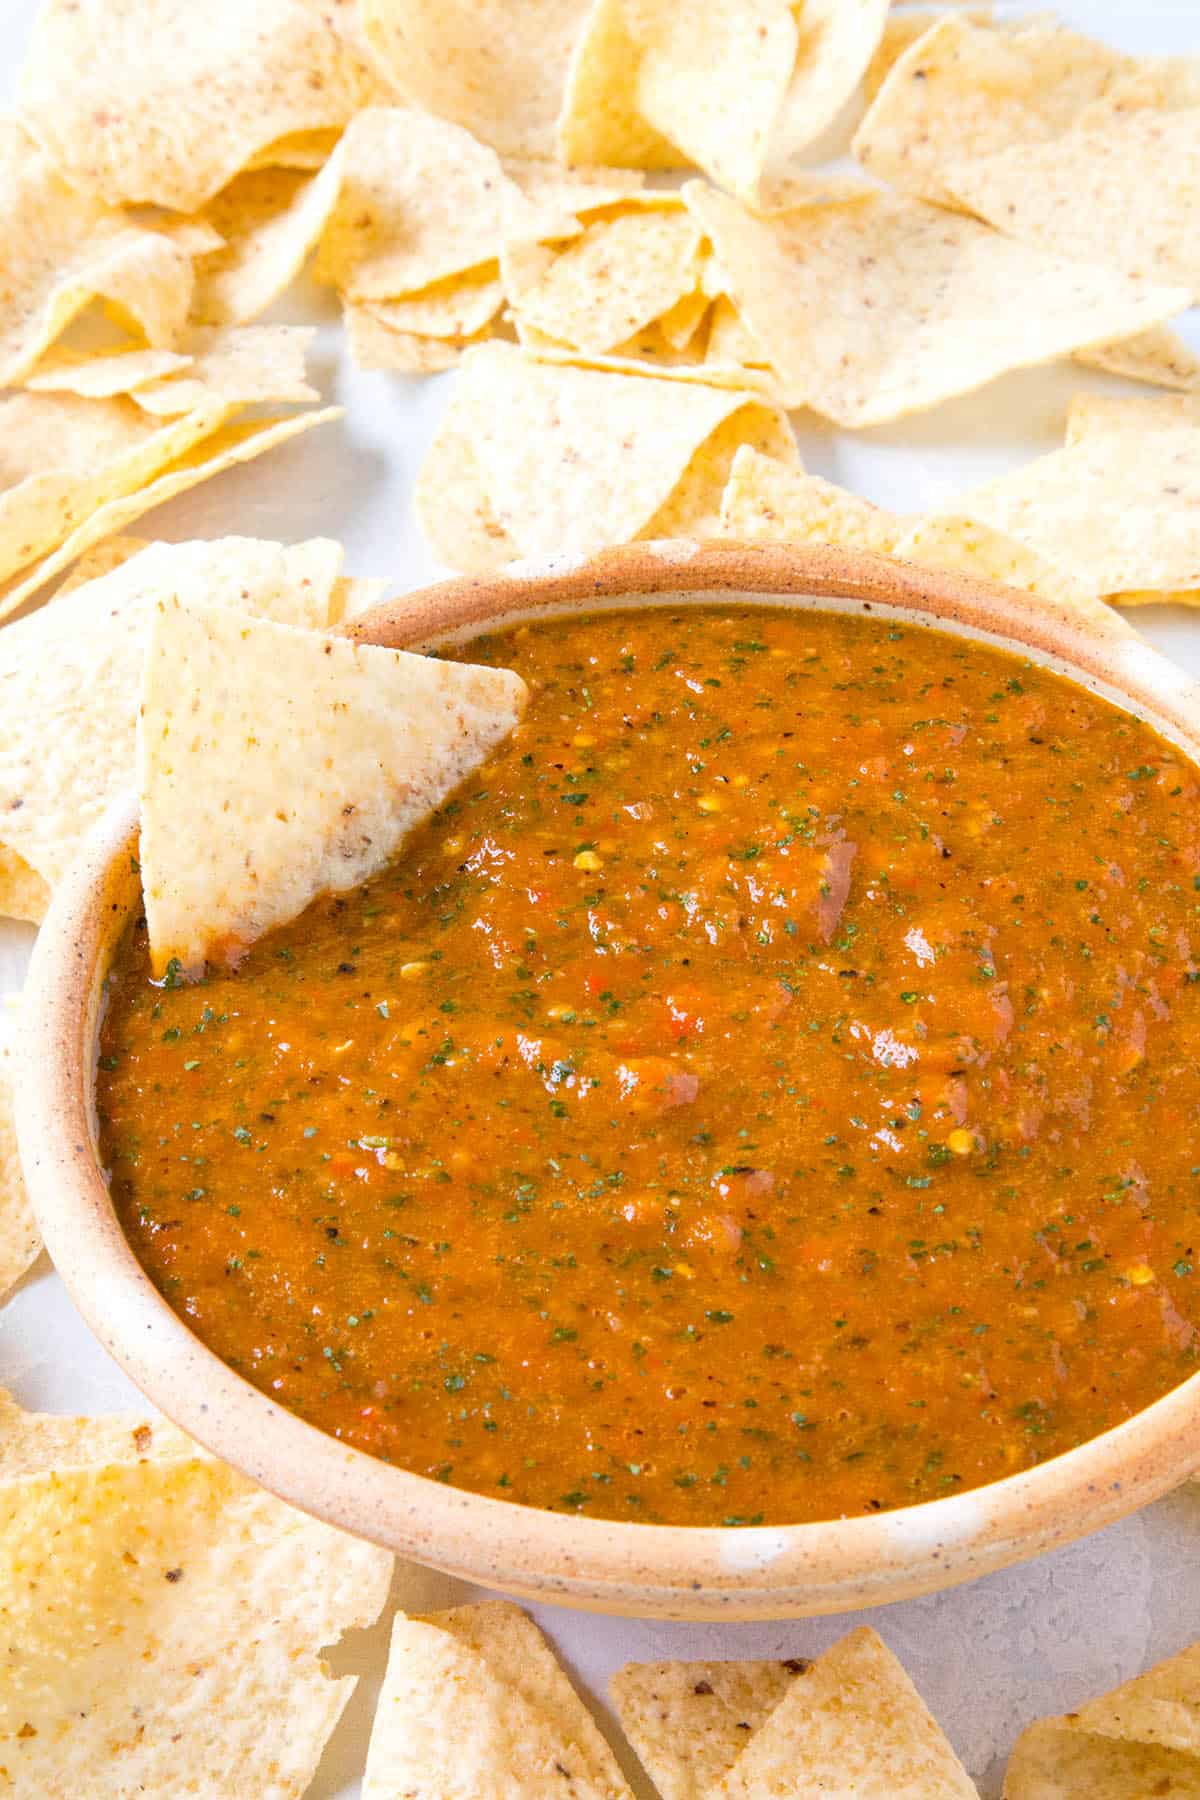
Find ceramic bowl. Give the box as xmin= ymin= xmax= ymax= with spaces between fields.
xmin=18 ymin=542 xmax=1200 ymax=1619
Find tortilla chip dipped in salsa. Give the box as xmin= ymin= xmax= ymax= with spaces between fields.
xmin=136 ymin=599 xmax=528 ymax=974
xmin=99 ymin=602 xmax=1200 ymax=1528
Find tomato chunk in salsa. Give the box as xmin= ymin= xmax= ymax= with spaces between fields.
xmin=98 ymin=605 xmax=1200 ymax=1526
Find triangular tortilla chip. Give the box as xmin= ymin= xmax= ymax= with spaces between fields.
xmin=556 ymin=0 xmax=683 ymax=168
xmin=0 ymin=120 xmax=193 ymax=388
xmin=0 ymin=538 xmax=345 ymax=898
xmin=713 ymin=1628 xmax=978 ymax=1799
xmin=0 ymin=407 xmax=342 ymax=620
xmin=136 ymin=599 xmax=528 ymax=972
xmin=430 ymin=1602 xmax=630 ymax=1774
xmin=0 ymin=1388 xmax=391 ymax=1798
xmin=942 ymin=110 xmax=1200 ymax=295
xmin=852 ymin=14 xmax=1133 ymax=207
xmin=1069 ymin=1642 xmax=1200 ymax=1756
xmin=611 ymin=1658 xmax=808 ymax=1800
xmin=502 ymin=210 xmax=704 ymax=355
xmin=363 ymin=1604 xmax=633 ymax=1800
xmin=719 ymin=445 xmax=907 ymax=552
xmin=948 ymin=399 xmax=1200 ymax=598
xmin=0 ymin=1019 xmax=41 ymax=1302
xmin=415 ymin=342 xmax=794 ymax=570
xmin=360 ymin=0 xmax=592 ymax=159
xmin=1004 ymin=1719 xmax=1200 ymax=1800
xmin=18 ymin=0 xmax=372 ymax=212
xmin=682 ymin=181 xmax=1190 ymax=424
xmin=190 ymin=150 xmax=347 ymax=329
xmin=1076 ymin=325 xmax=1200 ymax=391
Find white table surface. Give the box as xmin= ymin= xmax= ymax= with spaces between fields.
xmin=2 ymin=3 xmax=1200 ymax=1793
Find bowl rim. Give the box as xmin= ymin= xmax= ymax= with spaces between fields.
xmin=17 ymin=540 xmax=1200 ymax=1620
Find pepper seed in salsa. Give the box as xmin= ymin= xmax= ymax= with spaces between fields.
xmin=98 ymin=604 xmax=1200 ymax=1526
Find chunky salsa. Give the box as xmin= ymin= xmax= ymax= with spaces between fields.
xmin=98 ymin=604 xmax=1200 ymax=1526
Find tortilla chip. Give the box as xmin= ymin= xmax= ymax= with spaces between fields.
xmin=720 ymin=445 xmax=906 ymax=552
xmin=714 ymin=1628 xmax=977 ymax=1800
xmin=0 ymin=1389 xmax=392 ymax=1797
xmin=129 ymin=325 xmax=319 ymax=414
xmin=1004 ymin=1719 xmax=1200 ymax=1799
xmin=0 ymin=121 xmax=194 ymax=388
xmin=316 ymin=107 xmax=562 ymax=306
xmin=502 ymin=210 xmax=704 ymax=355
xmin=245 ymin=127 xmax=344 ymax=172
xmin=556 ymin=0 xmax=683 ymax=168
xmin=49 ymin=536 xmax=151 ymax=598
xmin=18 ymin=0 xmax=372 ymax=212
xmin=0 ymin=408 xmax=342 ymax=620
xmin=415 ymin=342 xmax=795 ymax=570
xmin=137 ymin=600 xmax=527 ymax=973
xmin=430 ymin=1602 xmax=631 ymax=1778
xmin=363 ymin=1602 xmax=633 ymax=1800
xmin=853 ymin=15 xmax=1133 ymax=208
xmin=942 ymin=110 xmax=1200 ymax=294
xmin=682 ymin=181 xmax=1190 ymax=425
xmin=761 ymin=0 xmax=890 ymax=199
xmin=0 ymin=1026 xmax=41 ymax=1302
xmin=344 ymin=305 xmax=491 ymax=372
xmin=360 ymin=0 xmax=592 ymax=159
xmin=24 ymin=346 xmax=193 ymax=399
xmin=948 ymin=401 xmax=1200 ymax=599
xmin=1076 ymin=326 xmax=1200 ymax=391
xmin=0 ymin=847 xmax=51 ymax=925
xmin=0 ymin=538 xmax=345 ymax=895
xmin=190 ymin=151 xmax=347 ymax=329
xmin=611 ymin=1658 xmax=808 ymax=1800
xmin=0 ymin=393 xmax=226 ymax=606
xmin=895 ymin=515 xmax=1115 ymax=620
xmin=1068 ymin=1642 xmax=1200 ymax=1756
xmin=864 ymin=8 xmax=992 ymax=105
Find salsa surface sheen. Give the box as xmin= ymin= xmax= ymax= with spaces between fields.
xmin=99 ymin=605 xmax=1200 ymax=1526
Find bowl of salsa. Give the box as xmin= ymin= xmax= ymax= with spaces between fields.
xmin=18 ymin=542 xmax=1200 ymax=1617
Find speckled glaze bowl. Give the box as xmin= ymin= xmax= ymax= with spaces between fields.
xmin=18 ymin=542 xmax=1200 ymax=1619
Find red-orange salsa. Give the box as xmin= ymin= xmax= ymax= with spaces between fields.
xmin=98 ymin=605 xmax=1200 ymax=1525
